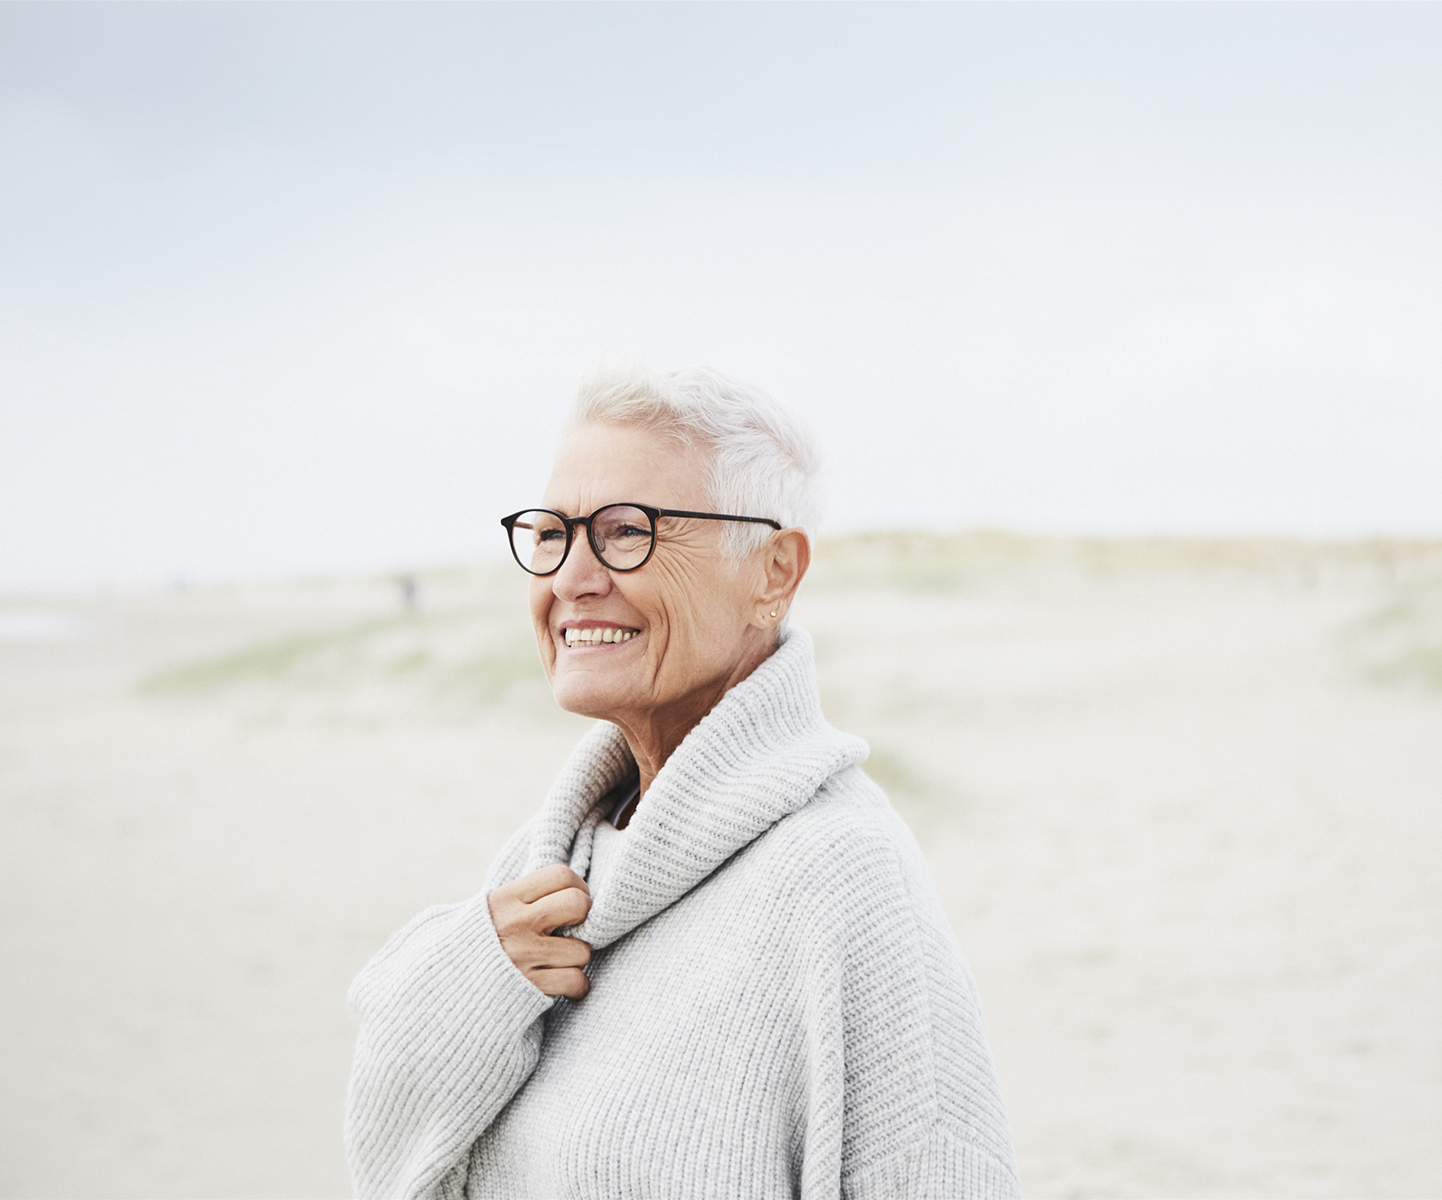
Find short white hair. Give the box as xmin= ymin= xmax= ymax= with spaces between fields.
xmin=570 ymin=360 xmax=823 ymax=560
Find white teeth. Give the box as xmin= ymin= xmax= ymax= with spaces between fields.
xmin=564 ymin=627 xmax=636 ymax=646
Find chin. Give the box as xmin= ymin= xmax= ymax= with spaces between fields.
xmin=548 ymin=669 xmax=627 ymax=721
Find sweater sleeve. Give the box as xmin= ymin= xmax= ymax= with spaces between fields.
xmin=790 ymin=782 xmax=1022 ymax=1200
xmin=843 ymin=1124 xmax=1022 ymax=1200
xmin=344 ymin=835 xmax=553 ymax=1200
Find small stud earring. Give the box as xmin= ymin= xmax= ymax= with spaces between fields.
xmin=770 ymin=610 xmax=777 ymax=618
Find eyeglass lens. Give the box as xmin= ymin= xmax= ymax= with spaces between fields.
xmin=508 ymin=505 xmax=654 ymax=574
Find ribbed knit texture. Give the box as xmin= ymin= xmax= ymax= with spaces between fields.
xmin=345 ymin=628 xmax=1019 ymax=1199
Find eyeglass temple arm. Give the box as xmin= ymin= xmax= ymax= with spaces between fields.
xmin=655 ymin=508 xmax=782 ymax=530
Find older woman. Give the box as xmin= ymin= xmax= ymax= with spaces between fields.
xmin=345 ymin=365 xmax=1019 ymax=1199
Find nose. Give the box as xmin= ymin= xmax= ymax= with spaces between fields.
xmin=551 ymin=522 xmax=612 ymax=602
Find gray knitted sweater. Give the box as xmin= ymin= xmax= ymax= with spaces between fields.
xmin=345 ymin=628 xmax=1019 ymax=1199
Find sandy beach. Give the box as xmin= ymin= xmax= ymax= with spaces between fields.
xmin=2 ymin=534 xmax=1440 ymax=1198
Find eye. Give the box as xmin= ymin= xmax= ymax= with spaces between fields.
xmin=536 ymin=527 xmax=567 ymax=543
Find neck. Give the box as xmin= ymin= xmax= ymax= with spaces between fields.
xmin=611 ymin=684 xmax=731 ymax=801
xmin=610 ymin=634 xmax=776 ymax=801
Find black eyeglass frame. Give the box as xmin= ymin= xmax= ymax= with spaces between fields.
xmin=500 ymin=503 xmax=782 ymax=577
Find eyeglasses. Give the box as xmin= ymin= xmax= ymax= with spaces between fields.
xmin=500 ymin=503 xmax=781 ymax=577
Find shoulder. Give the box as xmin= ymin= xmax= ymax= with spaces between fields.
xmin=741 ymin=764 xmax=939 ymax=933
xmin=757 ymin=763 xmax=913 ymax=870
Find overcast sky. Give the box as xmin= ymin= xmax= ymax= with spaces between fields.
xmin=3 ymin=2 xmax=1440 ymax=589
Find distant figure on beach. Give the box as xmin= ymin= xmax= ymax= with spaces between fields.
xmin=397 ymin=575 xmax=419 ymax=613
xmin=344 ymin=363 xmax=1019 ymax=1198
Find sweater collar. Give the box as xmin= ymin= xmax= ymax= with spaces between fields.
xmin=524 ymin=626 xmax=867 ymax=951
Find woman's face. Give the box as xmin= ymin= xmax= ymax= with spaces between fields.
xmin=530 ymin=421 xmax=774 ymax=737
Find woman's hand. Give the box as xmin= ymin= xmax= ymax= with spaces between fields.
xmin=487 ymin=864 xmax=594 ymax=999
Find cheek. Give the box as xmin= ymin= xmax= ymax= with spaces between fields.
xmin=648 ymin=565 xmax=747 ymax=671
xmin=529 ymin=581 xmax=556 ymax=647
xmin=640 ymin=564 xmax=696 ymax=638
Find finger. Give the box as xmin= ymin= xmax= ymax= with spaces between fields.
xmin=531 ymin=887 xmax=592 ymax=934
xmin=506 ymin=934 xmax=589 ymax=974
xmin=531 ymin=966 xmax=591 ymax=999
xmin=520 ymin=936 xmax=590 ymax=971
xmin=511 ymin=864 xmax=591 ymax=905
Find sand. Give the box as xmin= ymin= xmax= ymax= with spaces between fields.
xmin=2 ymin=535 xmax=1440 ymax=1198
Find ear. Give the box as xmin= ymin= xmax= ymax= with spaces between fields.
xmin=750 ymin=528 xmax=811 ymax=629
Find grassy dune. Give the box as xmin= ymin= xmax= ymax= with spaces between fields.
xmin=137 ymin=534 xmax=1442 ymax=706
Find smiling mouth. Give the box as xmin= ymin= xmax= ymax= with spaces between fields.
xmin=563 ymin=626 xmax=640 ymax=648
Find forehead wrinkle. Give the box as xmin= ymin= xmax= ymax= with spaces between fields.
xmin=544 ymin=425 xmax=713 ymax=518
